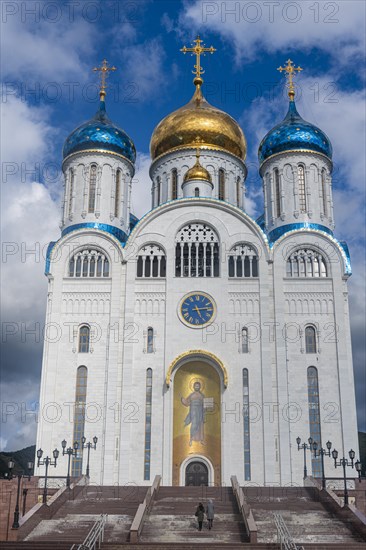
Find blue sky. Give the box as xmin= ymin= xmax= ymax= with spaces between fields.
xmin=1 ymin=0 xmax=365 ymax=451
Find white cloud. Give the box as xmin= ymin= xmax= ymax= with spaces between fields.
xmin=131 ymin=153 xmax=152 ymax=218
xmin=180 ymin=0 xmax=365 ymax=65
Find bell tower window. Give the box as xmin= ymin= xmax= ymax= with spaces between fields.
xmin=115 ymin=169 xmax=121 ymax=218
xmin=88 ymin=165 xmax=97 ymax=213
xmin=298 ymin=165 xmax=307 ymax=213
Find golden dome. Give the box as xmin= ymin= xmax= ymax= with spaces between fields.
xmin=183 ymin=150 xmax=212 ymax=183
xmin=150 ymin=78 xmax=247 ymax=161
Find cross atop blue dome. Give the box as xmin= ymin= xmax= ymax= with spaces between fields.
xmin=258 ymin=99 xmax=332 ymax=165
xmin=63 ymin=98 xmax=136 ymax=163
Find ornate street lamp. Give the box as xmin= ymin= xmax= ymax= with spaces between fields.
xmin=7 ymin=459 xmax=33 ymax=529
xmin=37 ymin=448 xmax=59 ymax=504
xmin=312 ymin=440 xmax=332 ymax=489
xmin=81 ymin=436 xmax=98 ymax=478
xmin=332 ymin=448 xmax=362 ymax=506
xmin=296 ymin=436 xmax=314 ymax=479
xmin=61 ymin=439 xmax=79 ymax=488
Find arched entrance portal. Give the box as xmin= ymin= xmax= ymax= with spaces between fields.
xmin=172 ymin=356 xmax=223 ymax=486
xmin=185 ymin=461 xmax=208 ymax=486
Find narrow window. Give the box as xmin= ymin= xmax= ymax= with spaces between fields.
xmin=242 ymin=327 xmax=249 ymax=353
xmin=71 ymin=366 xmax=87 ymax=476
xmin=321 ymin=169 xmax=327 ymax=217
xmin=305 ymin=326 xmax=317 ymax=353
xmin=195 ymin=187 xmax=200 ymax=197
xmin=274 ymin=168 xmax=281 ymax=218
xmin=307 ymin=367 xmax=322 ymax=477
xmin=243 ymin=369 xmax=251 ymax=481
xmin=147 ymin=328 xmax=154 ymax=354
xmin=236 ymin=177 xmax=241 ymax=207
xmin=88 ymin=165 xmax=97 ymax=213
xmin=79 ymin=326 xmax=90 ymax=353
xmin=218 ymin=169 xmax=225 ymax=200
xmin=68 ymin=170 xmax=74 ymax=218
xmin=156 ymin=176 xmax=161 ymax=205
xmin=144 ymin=368 xmax=153 ymax=480
xmin=171 ymin=169 xmax=178 ymax=200
xmin=298 ymin=165 xmax=307 ymax=213
xmin=69 ymin=257 xmax=75 ymax=277
xmin=115 ymin=169 xmax=121 ymax=218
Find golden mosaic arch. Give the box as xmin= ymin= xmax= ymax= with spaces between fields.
xmin=166 ymin=349 xmax=228 ymax=388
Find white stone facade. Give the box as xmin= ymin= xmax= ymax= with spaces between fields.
xmin=35 ymin=119 xmax=359 ymax=490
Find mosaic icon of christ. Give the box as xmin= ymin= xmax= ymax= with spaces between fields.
xmin=180 ymin=380 xmax=214 ymax=446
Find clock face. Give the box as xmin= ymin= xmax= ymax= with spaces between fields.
xmin=178 ymin=292 xmax=216 ymax=328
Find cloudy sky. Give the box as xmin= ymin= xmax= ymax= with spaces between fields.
xmin=1 ymin=0 xmax=365 ymax=451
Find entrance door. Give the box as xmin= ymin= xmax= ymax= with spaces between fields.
xmin=185 ymin=461 xmax=208 ymax=486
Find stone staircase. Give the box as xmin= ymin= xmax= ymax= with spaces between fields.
xmin=22 ymin=485 xmax=145 ymax=547
xmin=244 ymin=486 xmax=366 ymax=547
xmin=140 ymin=486 xmax=248 ymax=545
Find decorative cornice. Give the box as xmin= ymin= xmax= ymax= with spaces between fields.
xmin=62 ymin=148 xmax=135 ymax=170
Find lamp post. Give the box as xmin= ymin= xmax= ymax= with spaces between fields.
xmin=81 ymin=436 xmax=98 ymax=478
xmin=37 ymin=448 xmax=59 ymax=504
xmin=61 ymin=439 xmax=79 ymax=488
xmin=296 ymin=436 xmax=314 ymax=479
xmin=332 ymin=448 xmax=362 ymax=506
xmin=312 ymin=440 xmax=332 ymax=489
xmin=7 ymin=459 xmax=33 ymax=529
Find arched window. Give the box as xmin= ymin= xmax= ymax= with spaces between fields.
xmin=307 ymin=367 xmax=322 ymax=477
xmin=274 ymin=168 xmax=281 ymax=218
xmin=175 ymin=223 xmax=220 ymax=277
xmin=144 ymin=368 xmax=153 ymax=480
xmin=79 ymin=326 xmax=90 ymax=353
xmin=228 ymin=243 xmax=258 ymax=278
xmin=321 ymin=169 xmax=327 ymax=217
xmin=305 ymin=326 xmax=317 ymax=353
xmin=218 ymin=169 xmax=225 ymax=200
xmin=147 ymin=328 xmax=154 ymax=354
xmin=69 ymin=249 xmax=110 ymax=278
xmin=171 ymin=169 xmax=178 ymax=200
xmin=243 ymin=369 xmax=251 ymax=481
xmin=241 ymin=327 xmax=249 ymax=353
xmin=137 ymin=244 xmax=166 ymax=278
xmin=68 ymin=169 xmax=74 ymax=218
xmin=72 ymin=366 xmax=88 ymax=476
xmin=298 ymin=165 xmax=306 ymax=213
xmin=236 ymin=177 xmax=241 ymax=207
xmin=115 ymin=169 xmax=121 ymax=218
xmin=194 ymin=187 xmax=200 ymax=197
xmin=156 ymin=176 xmax=161 ymax=205
xmin=88 ymin=165 xmax=97 ymax=213
xmin=286 ymin=249 xmax=327 ymax=278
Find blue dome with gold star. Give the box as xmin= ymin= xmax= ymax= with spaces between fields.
xmin=258 ymin=100 xmax=332 ymax=165
xmin=63 ymin=99 xmax=136 ymax=163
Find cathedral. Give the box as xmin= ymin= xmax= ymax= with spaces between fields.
xmin=35 ymin=41 xmax=359 ymax=488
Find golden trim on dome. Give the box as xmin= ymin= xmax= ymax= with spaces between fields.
xmin=62 ymin=148 xmax=135 ymax=168
xmin=183 ymin=149 xmax=212 ymax=183
xmin=150 ymin=36 xmax=246 ymax=162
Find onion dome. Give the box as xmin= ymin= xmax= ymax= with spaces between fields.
xmin=63 ymin=97 xmax=136 ymax=163
xmin=259 ymin=59 xmax=332 ymax=165
xmin=183 ymin=150 xmax=212 ymax=183
xmin=150 ymin=76 xmax=247 ymax=161
xmin=258 ymin=100 xmax=332 ymax=165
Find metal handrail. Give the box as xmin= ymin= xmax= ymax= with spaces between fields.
xmin=273 ymin=513 xmax=304 ymax=550
xmin=70 ymin=514 xmax=107 ymax=550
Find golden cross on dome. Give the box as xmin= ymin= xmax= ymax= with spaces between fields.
xmin=277 ymin=59 xmax=303 ymax=101
xmin=180 ymin=35 xmax=216 ymax=84
xmin=93 ymin=59 xmax=117 ymax=100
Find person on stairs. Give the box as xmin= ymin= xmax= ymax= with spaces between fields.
xmin=195 ymin=502 xmax=205 ymax=531
xmin=206 ymin=499 xmax=214 ymax=530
